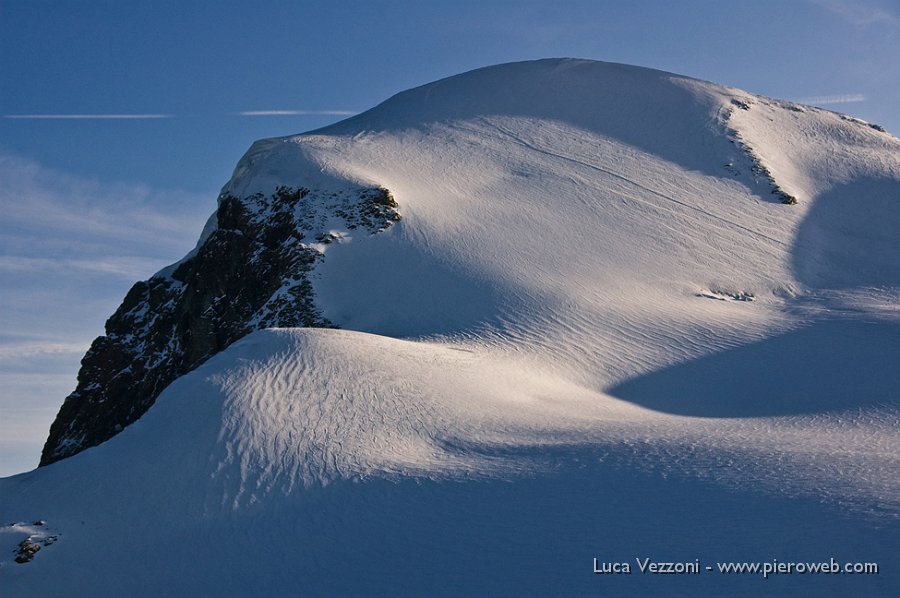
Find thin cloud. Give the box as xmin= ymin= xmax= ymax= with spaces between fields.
xmin=0 ymin=153 xmax=216 ymax=477
xmin=809 ymin=0 xmax=900 ymax=25
xmin=0 ymin=153 xmax=212 ymax=250
xmin=4 ymin=113 xmax=173 ymax=120
xmin=795 ymin=93 xmax=866 ymax=105
xmin=0 ymin=255 xmax=170 ymax=279
xmin=0 ymin=406 xmax=60 ymax=449
xmin=0 ymin=340 xmax=90 ymax=360
xmin=239 ymin=109 xmax=358 ymax=116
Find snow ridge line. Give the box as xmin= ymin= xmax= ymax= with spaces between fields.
xmin=723 ymin=98 xmax=798 ymax=205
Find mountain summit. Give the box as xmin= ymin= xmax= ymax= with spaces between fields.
xmin=5 ymin=59 xmax=900 ymax=595
xmin=41 ymin=58 xmax=899 ymax=465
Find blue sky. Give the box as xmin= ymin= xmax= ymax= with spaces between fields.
xmin=1 ymin=0 xmax=898 ymax=476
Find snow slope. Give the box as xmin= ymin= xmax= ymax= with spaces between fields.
xmin=2 ymin=59 xmax=899 ymax=595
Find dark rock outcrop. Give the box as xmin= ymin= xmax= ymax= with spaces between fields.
xmin=41 ymin=185 xmax=400 ymax=465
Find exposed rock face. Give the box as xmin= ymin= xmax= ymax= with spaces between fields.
xmin=41 ymin=185 xmax=400 ymax=465
xmin=722 ymin=97 xmax=799 ymax=204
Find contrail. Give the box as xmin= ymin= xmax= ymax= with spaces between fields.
xmin=238 ymin=110 xmax=358 ymax=116
xmin=3 ymin=113 xmax=173 ymax=119
xmin=4 ymin=111 xmax=359 ymax=119
xmin=794 ymin=94 xmax=866 ymax=105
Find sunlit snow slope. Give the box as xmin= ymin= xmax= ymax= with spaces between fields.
xmin=2 ymin=59 xmax=899 ymax=596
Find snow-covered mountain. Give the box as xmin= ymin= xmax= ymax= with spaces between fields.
xmin=2 ymin=58 xmax=899 ymax=596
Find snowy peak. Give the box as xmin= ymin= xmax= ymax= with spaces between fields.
xmin=323 ymin=58 xmax=738 ymax=175
xmin=324 ymin=58 xmax=702 ymax=131
xmin=5 ymin=58 xmax=900 ymax=596
xmin=37 ymin=58 xmax=900 ymax=469
xmin=230 ymin=59 xmax=898 ymax=221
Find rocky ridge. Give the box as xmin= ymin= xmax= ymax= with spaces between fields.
xmin=41 ymin=184 xmax=399 ymax=465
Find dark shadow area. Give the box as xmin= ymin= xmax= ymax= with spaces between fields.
xmin=608 ymin=319 xmax=900 ymax=417
xmin=315 ymin=222 xmax=510 ymax=338
xmin=792 ymin=177 xmax=900 ymax=290
xmin=613 ymin=176 xmax=900 ymax=419
xmin=174 ymin=451 xmax=900 ymax=597
xmin=10 ymin=444 xmax=897 ymax=596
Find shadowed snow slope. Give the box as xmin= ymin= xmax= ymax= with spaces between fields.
xmin=2 ymin=59 xmax=900 ymax=596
